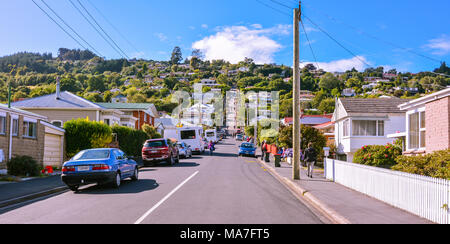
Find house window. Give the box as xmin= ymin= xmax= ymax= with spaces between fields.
xmin=409 ymin=111 xmax=426 ymax=149
xmin=23 ymin=121 xmax=37 ymax=138
xmin=52 ymin=121 xmax=63 ymax=128
xmin=104 ymin=119 xmax=110 ymax=126
xmin=12 ymin=119 xmax=18 ymax=136
xmin=343 ymin=119 xmax=350 ymax=137
xmin=0 ymin=116 xmax=5 ymax=135
xmin=352 ymin=120 xmax=384 ymax=137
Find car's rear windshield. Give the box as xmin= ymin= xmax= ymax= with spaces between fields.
xmin=73 ymin=149 xmax=110 ymax=160
xmin=181 ymin=130 xmax=196 ymax=140
xmin=241 ymin=143 xmax=254 ymax=148
xmin=144 ymin=140 xmax=167 ymax=147
xmin=206 ymin=132 xmax=215 ymax=137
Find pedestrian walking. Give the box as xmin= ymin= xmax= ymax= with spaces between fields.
xmin=304 ymin=143 xmax=317 ymax=178
xmin=208 ymin=141 xmax=215 ymax=156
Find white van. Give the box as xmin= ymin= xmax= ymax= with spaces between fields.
xmin=205 ymin=129 xmax=218 ymax=143
xmin=164 ymin=127 xmax=205 ymax=154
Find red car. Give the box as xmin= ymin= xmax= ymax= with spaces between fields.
xmin=142 ymin=138 xmax=179 ymax=166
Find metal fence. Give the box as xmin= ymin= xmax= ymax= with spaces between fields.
xmin=324 ymin=158 xmax=450 ymax=224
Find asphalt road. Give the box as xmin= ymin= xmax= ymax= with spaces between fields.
xmin=0 ymin=138 xmax=323 ymax=224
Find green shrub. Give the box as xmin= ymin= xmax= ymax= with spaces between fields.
xmin=393 ymin=150 xmax=450 ymax=180
xmin=7 ymin=156 xmax=40 ymax=177
xmin=112 ymin=125 xmax=149 ymax=157
xmin=353 ymin=144 xmax=402 ymax=168
xmin=64 ymin=118 xmax=113 ymax=158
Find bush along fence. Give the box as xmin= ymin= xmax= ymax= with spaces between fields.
xmin=324 ymin=158 xmax=450 ymax=224
xmin=64 ymin=118 xmax=154 ymax=159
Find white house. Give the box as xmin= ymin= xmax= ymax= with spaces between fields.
xmin=332 ymin=98 xmax=409 ymax=162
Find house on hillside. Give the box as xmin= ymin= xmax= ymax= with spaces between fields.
xmin=332 ymin=98 xmax=409 ymax=162
xmin=388 ymin=88 xmax=450 ymax=155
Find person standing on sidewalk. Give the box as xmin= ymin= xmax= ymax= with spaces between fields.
xmin=304 ymin=143 xmax=317 ymax=178
xmin=260 ymin=140 xmax=266 ymax=160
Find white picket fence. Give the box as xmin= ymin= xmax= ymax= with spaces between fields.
xmin=324 ymin=158 xmax=450 ymax=224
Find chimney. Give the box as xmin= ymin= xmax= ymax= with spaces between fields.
xmin=56 ymin=77 xmax=60 ymax=100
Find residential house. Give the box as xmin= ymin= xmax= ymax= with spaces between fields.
xmin=342 ymin=88 xmax=356 ymax=97
xmin=313 ymin=121 xmax=335 ymax=144
xmin=281 ymin=114 xmax=332 ymax=127
xmin=11 ymin=84 xmax=123 ymax=128
xmin=0 ymin=104 xmax=48 ymax=169
xmin=97 ymin=103 xmax=159 ymax=130
xmin=389 ymin=88 xmax=450 ymax=155
xmin=332 ymin=98 xmax=408 ymax=162
xmin=111 ymin=94 xmax=128 ymax=103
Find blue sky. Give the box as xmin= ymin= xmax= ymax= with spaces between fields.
xmin=0 ymin=0 xmax=449 ymax=73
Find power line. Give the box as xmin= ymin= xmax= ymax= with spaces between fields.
xmin=301 ymin=2 xmax=443 ymax=64
xmin=68 ymin=0 xmax=127 ymax=59
xmin=40 ymin=0 xmax=103 ymax=57
xmin=300 ymin=19 xmax=320 ymax=70
xmin=32 ymin=0 xmax=88 ymax=50
xmin=85 ymin=0 xmax=140 ymax=54
xmin=75 ymin=0 xmax=130 ymax=59
xmin=303 ymin=14 xmax=371 ymax=68
xmin=255 ymin=0 xmax=291 ymax=18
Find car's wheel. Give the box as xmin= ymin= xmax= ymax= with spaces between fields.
xmin=111 ymin=172 xmax=121 ymax=188
xmin=131 ymin=167 xmax=139 ymax=181
xmin=69 ymin=185 xmax=79 ymax=192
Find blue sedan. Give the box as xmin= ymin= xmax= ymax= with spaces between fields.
xmin=238 ymin=143 xmax=257 ymax=157
xmin=61 ymin=148 xmax=139 ymax=191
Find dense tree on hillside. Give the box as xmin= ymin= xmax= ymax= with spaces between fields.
xmin=57 ymin=48 xmax=96 ymax=61
xmin=170 ymin=46 xmax=183 ymax=65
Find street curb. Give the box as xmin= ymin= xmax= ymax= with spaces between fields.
xmin=0 ymin=186 xmax=69 ymax=209
xmin=257 ymin=158 xmax=351 ymax=224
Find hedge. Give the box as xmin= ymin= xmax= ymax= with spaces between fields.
xmin=393 ymin=149 xmax=450 ymax=180
xmin=64 ymin=118 xmax=113 ymax=158
xmin=112 ymin=125 xmax=149 ymax=157
xmin=353 ymin=144 xmax=403 ymax=168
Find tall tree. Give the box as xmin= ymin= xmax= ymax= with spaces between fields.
xmin=170 ymin=46 xmax=183 ymax=65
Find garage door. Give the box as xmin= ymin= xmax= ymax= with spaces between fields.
xmin=44 ymin=134 xmax=62 ymax=167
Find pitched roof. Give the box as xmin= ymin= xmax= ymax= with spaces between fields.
xmin=340 ymin=98 xmax=409 ymax=114
xmin=96 ymin=103 xmax=154 ymax=110
xmin=11 ymin=91 xmax=102 ymax=109
xmin=0 ymin=104 xmax=47 ymax=120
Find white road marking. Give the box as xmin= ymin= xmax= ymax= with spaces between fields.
xmin=134 ymin=171 xmax=199 ymax=224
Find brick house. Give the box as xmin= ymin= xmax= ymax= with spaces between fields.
xmin=97 ymin=103 xmax=159 ymax=130
xmin=392 ymin=88 xmax=450 ymax=155
xmin=0 ymin=104 xmax=47 ymax=169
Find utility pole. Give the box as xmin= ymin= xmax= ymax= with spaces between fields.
xmin=293 ymin=2 xmax=301 ymax=180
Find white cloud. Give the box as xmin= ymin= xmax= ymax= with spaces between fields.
xmin=201 ymin=24 xmax=208 ymax=29
xmin=424 ymin=35 xmax=450 ymax=55
xmin=300 ymin=56 xmax=370 ymax=72
xmin=131 ymin=52 xmax=146 ymax=59
xmin=192 ymin=24 xmax=290 ymax=64
xmin=155 ymin=33 xmax=168 ymax=42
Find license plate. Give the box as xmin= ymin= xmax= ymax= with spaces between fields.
xmin=150 ymin=150 xmax=158 ymax=153
xmin=77 ymin=166 xmax=90 ymax=171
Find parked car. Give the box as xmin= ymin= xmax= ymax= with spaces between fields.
xmin=235 ymin=134 xmax=243 ymax=141
xmin=142 ymin=138 xmax=179 ymax=166
xmin=177 ymin=142 xmax=192 ymax=158
xmin=238 ymin=143 xmax=257 ymax=157
xmin=61 ymin=148 xmax=139 ymax=191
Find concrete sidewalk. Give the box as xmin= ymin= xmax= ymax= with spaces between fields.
xmin=258 ymin=156 xmax=433 ymax=224
xmin=0 ymin=175 xmax=68 ymax=208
